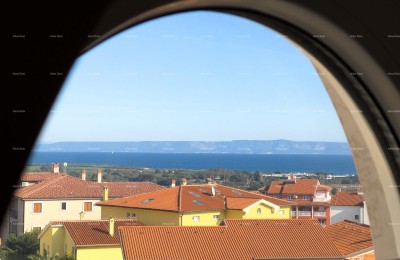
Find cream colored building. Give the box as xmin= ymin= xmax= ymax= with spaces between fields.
xmin=1 ymin=168 xmax=164 ymax=242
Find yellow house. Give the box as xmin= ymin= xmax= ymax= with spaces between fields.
xmin=38 ymin=218 xmax=142 ymax=260
xmin=97 ymin=180 xmax=294 ymax=226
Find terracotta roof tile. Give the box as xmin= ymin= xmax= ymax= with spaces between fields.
xmin=330 ymin=192 xmax=364 ymax=206
xmin=325 ymin=220 xmax=374 ymax=257
xmin=19 ymin=172 xmax=56 ymax=182
xmin=14 ymin=174 xmax=165 ymax=199
xmin=267 ymin=179 xmax=320 ymax=195
xmin=40 ymin=219 xmax=142 ymax=247
xmin=119 ymin=219 xmax=343 ymax=260
xmin=225 ymin=197 xmax=260 ymax=210
xmin=97 ymin=184 xmax=294 ymax=212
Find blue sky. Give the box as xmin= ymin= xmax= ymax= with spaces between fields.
xmin=37 ymin=11 xmax=347 ymax=143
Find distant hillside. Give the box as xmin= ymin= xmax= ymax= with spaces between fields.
xmin=35 ymin=140 xmax=351 ymax=155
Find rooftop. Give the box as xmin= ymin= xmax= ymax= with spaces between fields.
xmin=19 ymin=172 xmax=57 ymax=182
xmin=265 ymin=179 xmax=321 ymax=195
xmin=118 ymin=219 xmax=343 ymax=260
xmin=325 ymin=220 xmax=374 ymax=257
xmin=39 ymin=219 xmax=143 ymax=247
xmin=14 ymin=174 xmax=165 ymax=199
xmin=330 ymin=192 xmax=364 ymax=206
xmin=97 ymin=184 xmax=294 ymax=212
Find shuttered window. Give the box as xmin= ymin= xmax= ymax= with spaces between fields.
xmin=33 ymin=203 xmax=42 ymax=213
xmin=84 ymin=202 xmax=92 ymax=212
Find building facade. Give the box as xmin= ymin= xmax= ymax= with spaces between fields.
xmin=98 ymin=180 xmax=294 ymax=226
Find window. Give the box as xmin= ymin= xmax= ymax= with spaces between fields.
xmin=61 ymin=202 xmax=67 ymax=211
xmin=192 ymin=216 xmax=200 ymax=222
xmin=72 ymin=247 xmax=75 ymax=257
xmin=189 ymin=191 xmax=200 ymax=197
xmin=274 ymin=195 xmax=281 ymax=199
xmin=32 ymin=226 xmax=41 ymax=231
xmin=232 ymin=190 xmax=242 ymax=195
xmin=192 ymin=200 xmax=204 ymax=205
xmin=213 ymin=215 xmax=220 ymax=220
xmin=257 ymin=208 xmax=262 ymax=215
xmin=303 ymin=196 xmax=310 ymax=200
xmin=141 ymin=198 xmax=154 ymax=204
xmin=84 ymin=202 xmax=92 ymax=212
xmin=287 ymin=195 xmax=294 ymax=200
xmin=127 ymin=212 xmax=136 ymax=218
xmin=33 ymin=203 xmax=42 ymax=213
xmin=319 ymin=219 xmax=326 ymax=226
xmin=278 ymin=210 xmax=284 ymax=215
xmin=355 ymin=214 xmax=359 ymax=220
xmin=64 ymin=243 xmax=67 ymax=255
xmin=43 ymin=243 xmax=46 ymax=254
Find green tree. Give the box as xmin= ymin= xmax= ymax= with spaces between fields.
xmin=0 ymin=230 xmax=40 ymax=260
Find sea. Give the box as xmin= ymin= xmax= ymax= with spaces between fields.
xmin=28 ymin=152 xmax=356 ymax=174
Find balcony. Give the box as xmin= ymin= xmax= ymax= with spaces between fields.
xmin=313 ymin=211 xmax=327 ymax=217
xmin=313 ymin=198 xmax=327 ymax=202
xmin=291 ymin=211 xmax=326 ymax=217
xmin=292 ymin=211 xmax=312 ymax=216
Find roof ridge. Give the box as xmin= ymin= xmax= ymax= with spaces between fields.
xmin=17 ymin=174 xmax=67 ymax=198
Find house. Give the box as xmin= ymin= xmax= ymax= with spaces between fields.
xmin=39 ymin=218 xmax=142 ymax=259
xmin=330 ymin=192 xmax=369 ymax=225
xmin=325 ymin=220 xmax=375 ymax=259
xmin=1 ymin=169 xmax=164 ymax=241
xmin=118 ymin=219 xmax=344 ymax=260
xmin=259 ymin=176 xmax=332 ymax=226
xmin=97 ymin=179 xmax=294 ymax=226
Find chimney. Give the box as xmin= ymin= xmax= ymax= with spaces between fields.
xmin=79 ymin=211 xmax=86 ymax=220
xmin=81 ymin=169 xmax=86 ymax=181
xmin=181 ymin=178 xmax=187 ymax=186
xmin=109 ymin=218 xmax=115 ymax=236
xmin=103 ymin=187 xmax=109 ymax=201
xmin=171 ymin=180 xmax=176 ymax=187
xmin=97 ymin=169 xmax=102 ymax=183
xmin=211 ymin=186 xmax=215 ymax=196
xmin=53 ymin=163 xmax=59 ymax=173
xmin=206 ymin=178 xmax=212 ymax=185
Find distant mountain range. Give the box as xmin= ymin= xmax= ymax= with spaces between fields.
xmin=35 ymin=140 xmax=351 ymax=155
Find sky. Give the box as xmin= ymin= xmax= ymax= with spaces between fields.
xmin=37 ymin=11 xmax=348 ymax=143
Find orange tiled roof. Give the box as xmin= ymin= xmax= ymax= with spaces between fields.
xmin=14 ymin=174 xmax=165 ymax=199
xmin=267 ymin=179 xmax=320 ymax=195
xmin=19 ymin=172 xmax=56 ymax=182
xmin=40 ymin=219 xmax=142 ymax=247
xmin=330 ymin=192 xmax=364 ymax=206
xmin=119 ymin=219 xmax=343 ymax=260
xmin=317 ymin=185 xmax=333 ymax=191
xmin=225 ymin=197 xmax=261 ymax=210
xmin=325 ymin=220 xmax=374 ymax=257
xmin=97 ymin=184 xmax=294 ymax=212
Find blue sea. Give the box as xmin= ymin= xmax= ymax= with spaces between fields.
xmin=28 ymin=152 xmax=356 ymax=174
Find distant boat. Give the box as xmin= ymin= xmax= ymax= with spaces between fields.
xmin=111 ymin=151 xmax=114 ymax=154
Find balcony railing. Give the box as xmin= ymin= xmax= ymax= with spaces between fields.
xmin=313 ymin=212 xmax=327 ymax=217
xmin=313 ymin=198 xmax=327 ymax=202
xmin=291 ymin=211 xmax=326 ymax=217
xmin=292 ymin=211 xmax=312 ymax=216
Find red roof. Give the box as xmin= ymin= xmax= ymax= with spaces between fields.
xmin=97 ymin=184 xmax=294 ymax=212
xmin=325 ymin=220 xmax=374 ymax=257
xmin=330 ymin=192 xmax=364 ymax=206
xmin=19 ymin=172 xmax=56 ymax=182
xmin=40 ymin=219 xmax=142 ymax=247
xmin=118 ymin=219 xmax=343 ymax=260
xmin=14 ymin=174 xmax=165 ymax=199
xmin=267 ymin=179 xmax=320 ymax=195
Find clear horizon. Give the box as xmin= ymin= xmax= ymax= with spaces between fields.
xmin=36 ymin=10 xmax=348 ymax=144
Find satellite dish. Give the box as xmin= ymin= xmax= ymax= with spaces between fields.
xmin=63 ymin=162 xmax=68 ymax=167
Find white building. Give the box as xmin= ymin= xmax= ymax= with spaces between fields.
xmin=0 ymin=167 xmax=164 ymax=242
xmin=330 ymin=191 xmax=369 ymax=225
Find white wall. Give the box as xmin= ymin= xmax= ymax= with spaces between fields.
xmin=330 ymin=205 xmax=363 ymax=224
xmin=22 ymin=199 xmax=102 ymax=232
